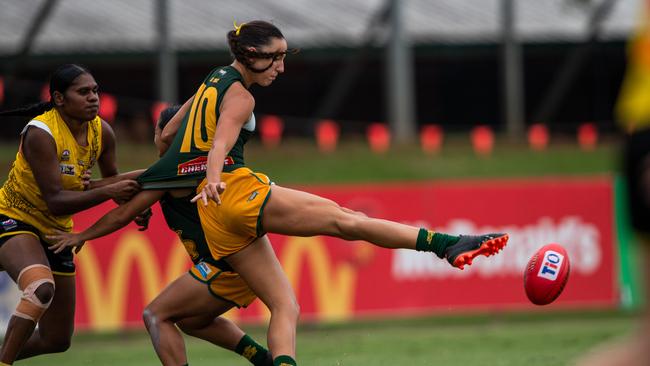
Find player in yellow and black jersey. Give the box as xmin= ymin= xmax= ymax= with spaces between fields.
xmin=0 ymin=64 xmax=140 ymax=365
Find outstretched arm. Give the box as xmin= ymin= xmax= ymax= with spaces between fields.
xmin=47 ymin=189 xmax=164 ymax=253
xmin=23 ymin=127 xmax=140 ymax=216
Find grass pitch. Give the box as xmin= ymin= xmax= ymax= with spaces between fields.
xmin=16 ymin=310 xmax=635 ymax=366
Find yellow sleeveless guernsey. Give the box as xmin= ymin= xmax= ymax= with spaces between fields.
xmin=0 ymin=109 xmax=103 ymax=235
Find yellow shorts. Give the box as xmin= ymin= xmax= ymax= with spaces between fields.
xmin=197 ymin=167 xmax=272 ymax=260
xmin=189 ymin=261 xmax=256 ymax=308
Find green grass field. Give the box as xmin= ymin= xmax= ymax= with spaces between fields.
xmin=0 ymin=135 xmax=631 ymax=365
xmin=15 ymin=310 xmax=637 ymax=366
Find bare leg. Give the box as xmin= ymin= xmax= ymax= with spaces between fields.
xmin=177 ymin=315 xmax=244 ymax=351
xmin=17 ymin=274 xmax=75 ymax=359
xmin=0 ymin=235 xmax=55 ymax=364
xmin=263 ymin=185 xmax=419 ymax=249
xmin=143 ymin=273 xmax=234 ymax=365
xmin=226 ymin=236 xmax=299 ymax=359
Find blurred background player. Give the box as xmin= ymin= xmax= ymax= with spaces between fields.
xmin=0 ymin=64 xmax=140 ymax=365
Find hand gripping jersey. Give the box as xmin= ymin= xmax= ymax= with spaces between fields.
xmin=0 ymin=109 xmax=102 ymax=234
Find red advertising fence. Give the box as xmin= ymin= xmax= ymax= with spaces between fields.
xmin=70 ymin=177 xmax=617 ymax=330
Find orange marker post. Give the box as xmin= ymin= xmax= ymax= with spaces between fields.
xmin=577 ymin=123 xmax=598 ymax=151
xmin=315 ymin=119 xmax=340 ymax=153
xmin=366 ymin=123 xmax=391 ymax=154
xmin=528 ymin=123 xmax=549 ymax=151
xmin=99 ymin=93 xmax=118 ymax=123
xmin=260 ymin=115 xmax=284 ymax=149
xmin=151 ymin=101 xmax=171 ymax=126
xmin=470 ymin=125 xmax=494 ymax=156
xmin=420 ymin=124 xmax=443 ymax=154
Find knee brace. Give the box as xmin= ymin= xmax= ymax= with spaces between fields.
xmin=14 ymin=264 xmax=55 ymax=322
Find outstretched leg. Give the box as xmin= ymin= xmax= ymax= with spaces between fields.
xmin=262 ymin=185 xmax=507 ymax=269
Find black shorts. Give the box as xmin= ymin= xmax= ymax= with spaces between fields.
xmin=623 ymin=128 xmax=650 ymax=235
xmin=0 ymin=214 xmax=75 ymax=275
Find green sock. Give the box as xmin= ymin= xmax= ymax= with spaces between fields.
xmin=415 ymin=228 xmax=460 ymax=258
xmin=235 ymin=334 xmax=272 ymax=366
xmin=273 ymin=355 xmax=297 ymax=366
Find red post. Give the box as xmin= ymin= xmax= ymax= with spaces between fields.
xmin=577 ymin=123 xmax=598 ymax=150
xmin=99 ymin=93 xmax=118 ymax=123
xmin=420 ymin=124 xmax=443 ymax=154
xmin=41 ymin=83 xmax=50 ymax=102
xmin=366 ymin=123 xmax=391 ymax=153
xmin=260 ymin=115 xmax=284 ymax=148
xmin=470 ymin=125 xmax=494 ymax=156
xmin=151 ymin=101 xmax=171 ymax=126
xmin=528 ymin=123 xmax=549 ymax=151
xmin=315 ymin=119 xmax=340 ymax=153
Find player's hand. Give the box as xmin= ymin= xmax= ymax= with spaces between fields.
xmin=106 ymin=180 xmax=141 ymax=204
xmin=46 ymin=230 xmax=86 ymax=254
xmin=81 ymin=169 xmax=92 ymax=191
xmin=191 ymin=182 xmax=226 ymax=206
xmin=134 ymin=207 xmax=153 ymax=231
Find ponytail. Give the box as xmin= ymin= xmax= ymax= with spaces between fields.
xmin=0 ymin=101 xmax=54 ymax=119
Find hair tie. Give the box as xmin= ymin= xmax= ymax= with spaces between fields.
xmin=234 ymin=21 xmax=245 ymax=36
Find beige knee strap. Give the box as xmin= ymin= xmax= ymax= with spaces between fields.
xmin=14 ymin=264 xmax=55 ymax=322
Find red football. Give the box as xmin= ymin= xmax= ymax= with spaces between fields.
xmin=524 ymin=243 xmax=570 ymax=305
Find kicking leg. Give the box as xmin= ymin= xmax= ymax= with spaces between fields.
xmin=262 ymin=185 xmax=507 ymax=269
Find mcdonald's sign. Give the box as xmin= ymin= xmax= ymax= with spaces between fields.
xmin=66 ymin=177 xmax=617 ymax=331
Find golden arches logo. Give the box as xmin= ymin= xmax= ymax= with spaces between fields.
xmin=76 ymin=231 xmax=191 ymax=330
xmin=281 ymin=236 xmax=357 ymax=321
xmin=75 ymin=232 xmax=358 ymax=329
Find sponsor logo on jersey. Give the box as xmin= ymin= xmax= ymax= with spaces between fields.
xmin=175 ymin=156 xmax=234 ymax=175
xmin=1 ymin=219 xmax=17 ymax=231
xmin=247 ymin=191 xmax=258 ymax=202
xmin=538 ymin=250 xmax=563 ymax=281
xmin=196 ymin=262 xmax=212 ymax=279
xmin=219 ymin=69 xmax=227 ymax=75
xmin=60 ymin=164 xmax=75 ymax=176
xmin=61 ymin=150 xmax=70 ymax=161
xmin=177 ymin=156 xmax=208 ymax=175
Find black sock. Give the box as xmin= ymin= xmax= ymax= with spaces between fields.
xmin=235 ymin=334 xmax=272 ymax=366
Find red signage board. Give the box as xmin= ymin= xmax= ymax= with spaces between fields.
xmin=71 ymin=177 xmax=616 ymax=330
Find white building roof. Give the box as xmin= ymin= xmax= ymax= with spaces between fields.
xmin=0 ymin=0 xmax=640 ymax=56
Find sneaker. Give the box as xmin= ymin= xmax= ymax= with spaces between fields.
xmin=445 ymin=233 xmax=508 ymax=270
